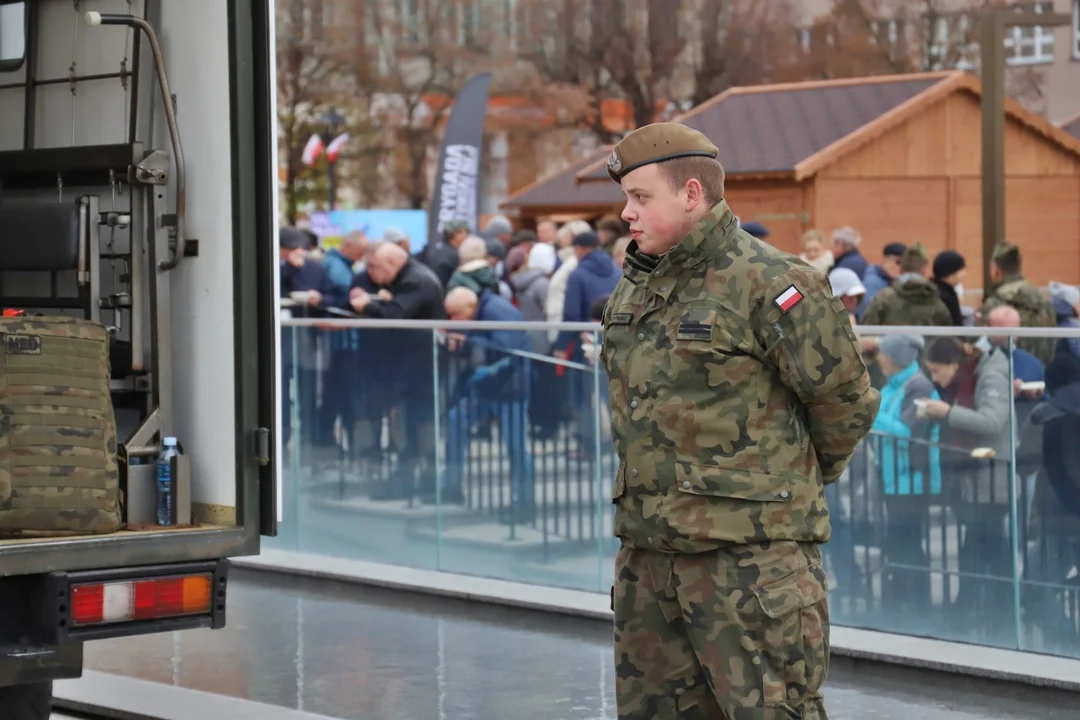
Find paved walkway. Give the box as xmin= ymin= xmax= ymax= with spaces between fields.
xmin=78 ymin=569 xmax=1077 ymax=720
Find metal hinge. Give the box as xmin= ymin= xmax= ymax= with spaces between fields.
xmin=254 ymin=428 xmax=270 ymax=466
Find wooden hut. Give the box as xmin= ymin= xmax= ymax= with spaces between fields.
xmin=568 ymin=71 xmax=1080 ymax=287
xmin=1064 ymin=109 xmax=1080 ymax=139
xmin=499 ymin=146 xmax=623 ymax=224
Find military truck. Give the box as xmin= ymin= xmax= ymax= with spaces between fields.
xmin=0 ymin=0 xmax=277 ymax=715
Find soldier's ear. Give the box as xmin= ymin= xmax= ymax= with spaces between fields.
xmin=684 ymin=178 xmax=705 ymax=211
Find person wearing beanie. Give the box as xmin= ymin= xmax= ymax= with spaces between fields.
xmin=862 ymin=243 xmax=953 ymax=327
xmin=484 ymin=215 xmax=514 ymax=246
xmin=870 ymin=332 xmax=942 ymax=612
xmin=1048 ymin=281 xmax=1080 ymax=363
xmin=931 ymin=250 xmax=967 ymax=327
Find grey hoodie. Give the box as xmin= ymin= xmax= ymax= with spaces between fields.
xmin=511 ymin=268 xmax=551 ymax=353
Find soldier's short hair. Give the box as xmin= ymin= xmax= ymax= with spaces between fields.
xmin=900 ymin=243 xmax=930 ymax=274
xmin=993 ymin=243 xmax=1021 ymax=274
xmin=657 ymin=156 xmax=726 ymax=208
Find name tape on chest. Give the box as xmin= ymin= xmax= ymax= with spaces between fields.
xmin=774 ymin=285 xmax=804 ymax=313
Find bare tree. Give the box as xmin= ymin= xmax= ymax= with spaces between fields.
xmin=516 ymin=0 xmax=800 ymax=142
xmin=689 ymin=0 xmax=803 ymax=106
xmin=276 ymin=0 xmax=354 ymax=223
xmin=794 ymin=0 xmax=1042 ymax=105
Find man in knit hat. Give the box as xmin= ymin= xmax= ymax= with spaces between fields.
xmin=979 ymin=242 xmax=1057 ymax=365
xmin=862 ymin=243 xmax=953 ymax=327
xmin=931 ymin=250 xmax=967 ymax=326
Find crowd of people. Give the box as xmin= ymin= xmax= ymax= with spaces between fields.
xmin=782 ymin=225 xmax=1080 ymax=640
xmin=278 ymin=215 xmax=1080 ymax=618
xmin=278 ymin=213 xmax=630 ymax=517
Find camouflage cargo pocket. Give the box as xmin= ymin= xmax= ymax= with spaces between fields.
xmin=611 ymin=463 xmax=626 ymax=503
xmin=674 ymin=462 xmax=792 ymax=503
xmin=753 ymin=562 xmax=830 ymax=712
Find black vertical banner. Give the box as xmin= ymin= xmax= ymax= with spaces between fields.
xmin=426 ymin=72 xmax=492 ymax=244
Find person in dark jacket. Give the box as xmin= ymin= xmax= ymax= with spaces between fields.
xmin=556 ymin=230 xmax=618 ymax=459
xmin=862 ymin=244 xmax=953 ymax=327
xmin=418 ymin=219 xmax=470 ymax=288
xmin=555 ymin=231 xmax=620 ymax=353
xmin=861 ymin=242 xmax=906 ymax=318
xmin=1048 ymin=281 xmax=1080 ymax=363
xmin=442 ymin=287 xmax=533 ymax=519
xmin=347 ymin=243 xmax=445 ymax=500
xmin=931 ymin=250 xmax=967 ymax=327
xmin=1020 ymin=352 xmax=1080 ymax=647
xmin=321 ymin=229 xmax=369 ymax=453
xmin=280 ymin=227 xmax=334 ymax=453
xmin=830 ymin=226 xmax=869 ymax=278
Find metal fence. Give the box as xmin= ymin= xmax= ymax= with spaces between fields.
xmin=279 ymin=317 xmax=1080 ymax=652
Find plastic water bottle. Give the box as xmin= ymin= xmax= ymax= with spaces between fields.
xmin=157 ymin=437 xmax=179 ymax=526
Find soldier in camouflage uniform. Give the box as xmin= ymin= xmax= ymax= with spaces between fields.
xmin=600 ymin=123 xmax=880 ymax=720
xmin=860 ymin=243 xmax=953 ymax=327
xmin=979 ymin=243 xmax=1057 ymax=365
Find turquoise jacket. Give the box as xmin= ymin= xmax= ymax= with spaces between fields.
xmin=871 ymin=362 xmax=942 ymax=496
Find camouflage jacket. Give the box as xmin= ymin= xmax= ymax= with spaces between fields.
xmin=980 ymin=274 xmax=1057 ymax=365
xmin=600 ymin=201 xmax=880 ymax=553
xmin=861 ymin=275 xmax=954 ymax=327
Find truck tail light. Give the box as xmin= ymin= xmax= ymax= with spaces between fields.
xmin=70 ymin=574 xmax=212 ymax=627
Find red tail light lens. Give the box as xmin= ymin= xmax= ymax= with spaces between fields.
xmin=70 ymin=574 xmax=212 ymax=627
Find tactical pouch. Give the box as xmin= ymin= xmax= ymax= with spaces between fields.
xmin=0 ymin=316 xmax=122 ymax=537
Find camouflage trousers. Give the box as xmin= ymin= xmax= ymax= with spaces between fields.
xmin=612 ymin=541 xmax=830 ymax=720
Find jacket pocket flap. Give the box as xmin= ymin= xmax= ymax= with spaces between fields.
xmin=754 ymin=564 xmax=828 ymax=619
xmin=674 ymin=462 xmax=792 ymax=503
xmin=611 ymin=464 xmax=627 ymax=502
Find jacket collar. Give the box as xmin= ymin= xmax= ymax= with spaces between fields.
xmin=623 ymin=200 xmax=737 ymax=299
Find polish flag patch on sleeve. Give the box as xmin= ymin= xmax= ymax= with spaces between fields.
xmin=774 ymin=285 xmax=804 ymax=313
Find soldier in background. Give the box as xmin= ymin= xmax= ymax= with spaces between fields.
xmin=861 ymin=243 xmax=953 ymax=327
xmin=601 ymin=122 xmax=879 ymax=719
xmin=980 ymin=243 xmax=1057 ymax=365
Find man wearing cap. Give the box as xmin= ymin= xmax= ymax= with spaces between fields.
xmin=860 ymin=242 xmax=906 ymax=318
xmin=739 ymin=220 xmax=770 ymax=240
xmin=827 ymin=268 xmax=867 ymax=323
xmin=861 ymin=244 xmax=953 ymax=327
xmin=980 ymin=243 xmax=1057 ymax=365
xmin=600 ymin=122 xmax=879 ymax=719
xmin=279 ymin=227 xmax=335 ymax=453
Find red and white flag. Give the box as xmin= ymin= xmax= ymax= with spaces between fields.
xmin=301 ymin=134 xmax=324 ymax=165
xmin=325 ymin=132 xmax=350 ymax=163
xmin=774 ymin=285 xmax=804 ymax=313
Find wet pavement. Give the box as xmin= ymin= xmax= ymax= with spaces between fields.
xmin=83 ymin=568 xmax=1078 ymax=720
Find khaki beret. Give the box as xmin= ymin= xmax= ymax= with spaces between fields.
xmin=607 ymin=122 xmax=719 ymax=182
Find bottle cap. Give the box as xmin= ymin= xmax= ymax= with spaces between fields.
xmin=164 ymin=436 xmax=177 ymax=446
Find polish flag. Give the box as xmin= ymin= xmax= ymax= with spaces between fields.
xmin=325 ymin=133 xmax=350 ymax=163
xmin=301 ymin=134 xmax=324 ymax=165
xmin=775 ymin=286 xmax=803 ymax=312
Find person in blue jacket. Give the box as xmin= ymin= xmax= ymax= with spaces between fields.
xmin=440 ymin=287 xmax=533 ymax=521
xmin=872 ymin=334 xmax=943 ymax=622
xmin=555 ymin=230 xmax=619 ymax=460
